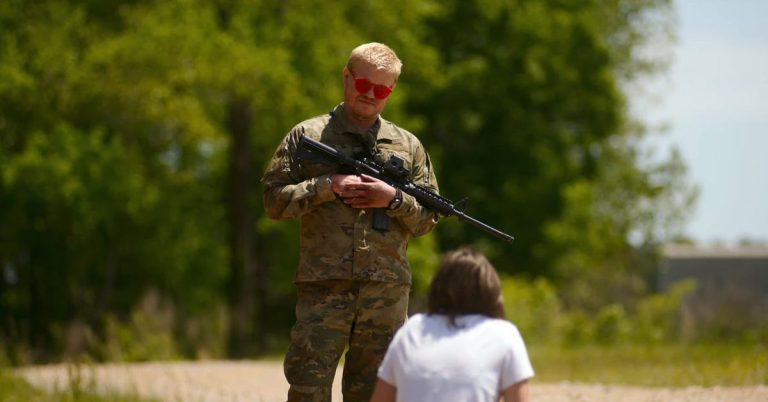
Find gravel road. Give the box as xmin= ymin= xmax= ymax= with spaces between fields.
xmin=17 ymin=361 xmax=768 ymax=402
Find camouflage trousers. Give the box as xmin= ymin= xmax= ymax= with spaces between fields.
xmin=284 ymin=279 xmax=410 ymax=402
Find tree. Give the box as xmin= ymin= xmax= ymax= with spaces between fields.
xmin=0 ymin=0 xmax=697 ymax=361
xmin=68 ymin=0 xmax=314 ymax=356
xmin=541 ymin=145 xmax=697 ymax=311
xmin=0 ymin=0 xmax=232 ymax=360
xmin=409 ymin=0 xmax=688 ymax=283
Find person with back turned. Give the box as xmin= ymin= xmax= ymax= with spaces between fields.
xmin=371 ymin=248 xmax=534 ymax=402
xmin=262 ymin=42 xmax=441 ymax=402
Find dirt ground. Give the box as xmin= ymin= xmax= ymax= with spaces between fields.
xmin=17 ymin=361 xmax=768 ymax=402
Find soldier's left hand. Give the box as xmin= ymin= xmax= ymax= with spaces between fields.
xmin=340 ymin=174 xmax=397 ymax=209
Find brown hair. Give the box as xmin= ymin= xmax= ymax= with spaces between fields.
xmin=427 ymin=248 xmax=505 ymax=326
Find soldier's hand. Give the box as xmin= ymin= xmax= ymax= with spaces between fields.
xmin=330 ymin=174 xmax=362 ymax=195
xmin=334 ymin=174 xmax=396 ymax=209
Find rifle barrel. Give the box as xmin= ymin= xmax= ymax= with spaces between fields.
xmin=453 ymin=211 xmax=515 ymax=243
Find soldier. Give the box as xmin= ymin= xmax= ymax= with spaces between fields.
xmin=262 ymin=42 xmax=440 ymax=402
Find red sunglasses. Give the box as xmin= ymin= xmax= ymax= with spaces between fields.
xmin=350 ymin=72 xmax=394 ymax=99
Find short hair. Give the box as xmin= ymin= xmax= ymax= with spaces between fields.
xmin=346 ymin=42 xmax=403 ymax=79
xmin=427 ymin=248 xmax=506 ymax=326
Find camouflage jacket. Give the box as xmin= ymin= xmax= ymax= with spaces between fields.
xmin=262 ymin=104 xmax=440 ymax=284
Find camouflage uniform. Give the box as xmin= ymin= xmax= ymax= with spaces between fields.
xmin=263 ymin=104 xmax=440 ymax=401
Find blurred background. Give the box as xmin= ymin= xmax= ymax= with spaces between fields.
xmin=1 ymin=0 xmax=766 ymax=371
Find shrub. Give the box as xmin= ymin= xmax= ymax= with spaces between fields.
xmin=634 ymin=279 xmax=697 ymax=343
xmin=594 ymin=304 xmax=631 ymax=345
xmin=99 ymin=290 xmax=179 ymax=362
xmin=501 ymin=276 xmax=700 ymax=346
xmin=502 ymin=276 xmax=562 ymax=342
xmin=559 ymin=310 xmax=595 ymax=346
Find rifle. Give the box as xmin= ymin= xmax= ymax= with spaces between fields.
xmin=296 ymin=135 xmax=515 ymax=243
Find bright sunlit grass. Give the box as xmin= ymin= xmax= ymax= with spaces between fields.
xmin=529 ymin=343 xmax=768 ymax=387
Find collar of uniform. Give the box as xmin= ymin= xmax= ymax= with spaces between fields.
xmin=330 ymin=103 xmax=374 ymax=135
xmin=374 ymin=119 xmax=398 ymax=143
xmin=330 ymin=103 xmax=398 ymax=143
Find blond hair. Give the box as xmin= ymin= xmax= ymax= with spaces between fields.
xmin=346 ymin=42 xmax=403 ymax=79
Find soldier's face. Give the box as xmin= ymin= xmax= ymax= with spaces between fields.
xmin=343 ymin=63 xmax=397 ymax=123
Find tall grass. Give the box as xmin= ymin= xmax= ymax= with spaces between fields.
xmin=0 ymin=366 xmax=160 ymax=402
xmin=530 ymin=343 xmax=768 ymax=387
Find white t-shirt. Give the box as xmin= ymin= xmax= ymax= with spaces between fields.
xmin=377 ymin=313 xmax=534 ymax=402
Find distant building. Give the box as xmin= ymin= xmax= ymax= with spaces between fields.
xmin=660 ymin=245 xmax=768 ymax=338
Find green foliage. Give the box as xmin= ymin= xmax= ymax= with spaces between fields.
xmin=0 ymin=365 xmax=160 ymax=402
xmin=593 ymin=304 xmax=632 ymax=345
xmin=406 ymin=233 xmax=442 ymax=313
xmin=635 ymin=279 xmax=697 ymax=343
xmin=530 ymin=343 xmax=768 ymax=387
xmin=408 ymin=233 xmax=442 ymax=297
xmin=540 ymin=147 xmax=697 ymax=312
xmin=100 ymin=291 xmax=179 ymax=362
xmin=501 ymin=276 xmax=561 ymax=342
xmin=0 ymin=0 xmax=708 ymax=361
xmin=1 ymin=122 xmax=227 ymax=360
xmin=559 ymin=309 xmax=595 ymax=346
xmin=503 ymin=277 xmax=699 ymax=346
xmin=61 ymin=291 xmax=228 ymax=362
xmin=413 ymin=0 xmax=678 ymax=275
xmin=0 ymin=366 xmax=45 ymax=401
xmin=1 ymin=368 xmax=53 ymax=402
